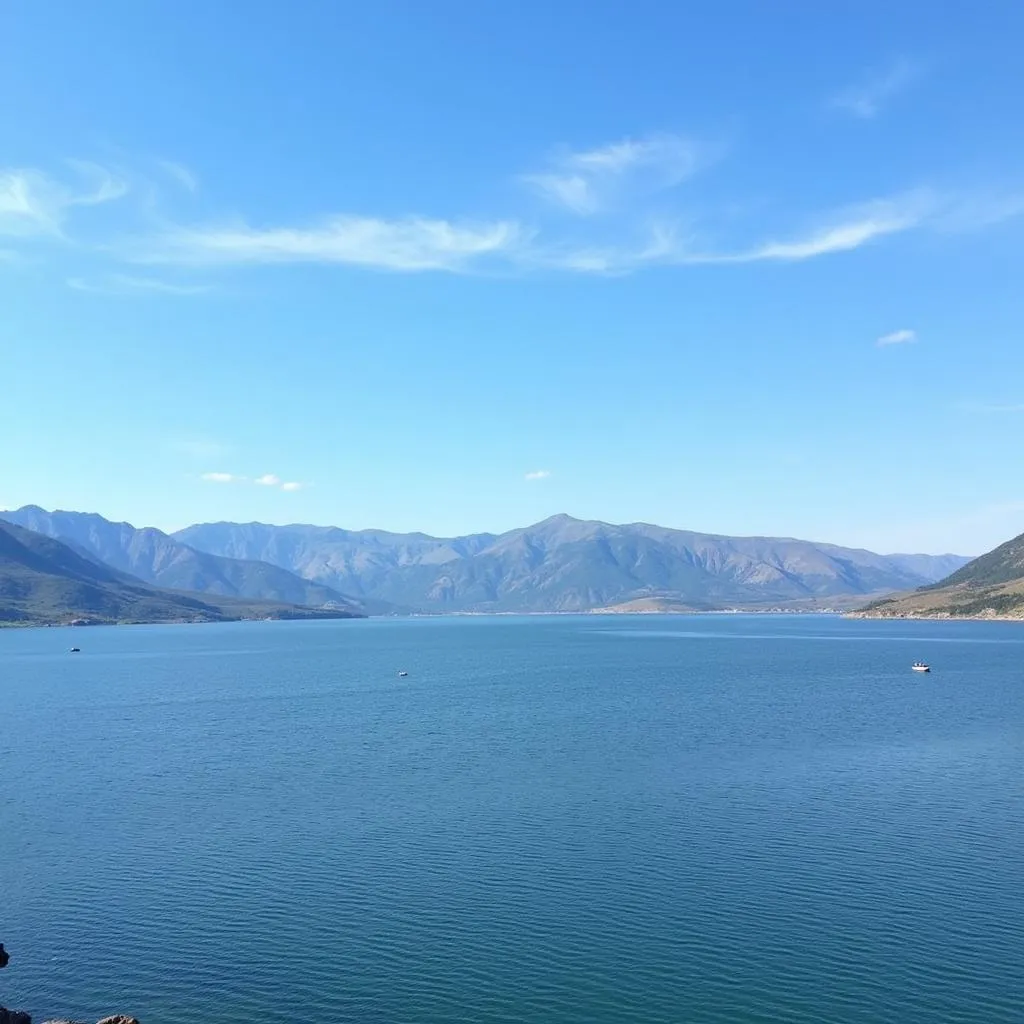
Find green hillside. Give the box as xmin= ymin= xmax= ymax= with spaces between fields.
xmin=854 ymin=530 xmax=1024 ymax=619
xmin=0 ymin=521 xmax=362 ymax=626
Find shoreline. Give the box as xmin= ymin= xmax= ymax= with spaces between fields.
xmin=0 ymin=612 xmax=363 ymax=631
xmin=7 ymin=607 xmax=1024 ymax=631
xmin=846 ymin=612 xmax=1024 ymax=623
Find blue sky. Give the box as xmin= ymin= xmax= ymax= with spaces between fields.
xmin=2 ymin=1 xmax=1023 ymax=554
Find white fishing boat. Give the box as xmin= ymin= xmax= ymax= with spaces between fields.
xmin=911 ymin=662 xmax=930 ymax=673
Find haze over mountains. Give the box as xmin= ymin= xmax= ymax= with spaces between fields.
xmin=175 ymin=513 xmax=968 ymax=613
xmin=0 ymin=520 xmax=359 ymax=625
xmin=0 ymin=506 xmax=971 ymax=618
xmin=1 ymin=506 xmax=365 ymax=614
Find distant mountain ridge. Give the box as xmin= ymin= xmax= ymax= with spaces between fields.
xmin=174 ymin=513 xmax=970 ymax=613
xmin=0 ymin=506 xmax=368 ymax=614
xmin=0 ymin=520 xmax=361 ymax=625
xmin=855 ymin=530 xmax=1024 ymax=619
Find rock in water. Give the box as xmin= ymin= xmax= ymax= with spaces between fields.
xmin=0 ymin=944 xmax=9 ymax=968
xmin=0 ymin=1008 xmax=32 ymax=1024
xmin=39 ymin=1016 xmax=138 ymax=1024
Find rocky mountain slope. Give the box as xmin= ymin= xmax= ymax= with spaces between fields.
xmin=175 ymin=514 xmax=969 ymax=613
xmin=855 ymin=529 xmax=1024 ymax=619
xmin=0 ymin=507 xmax=364 ymax=614
xmin=0 ymin=521 xmax=360 ymax=626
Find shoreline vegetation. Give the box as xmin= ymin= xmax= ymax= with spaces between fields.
xmin=850 ymin=532 xmax=1024 ymax=620
xmin=847 ymin=607 xmax=1024 ymax=622
xmin=846 ymin=608 xmax=1024 ymax=622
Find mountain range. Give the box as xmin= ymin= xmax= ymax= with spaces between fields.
xmin=0 ymin=507 xmax=972 ymax=619
xmin=856 ymin=530 xmax=1024 ymax=619
xmin=1 ymin=506 xmax=368 ymax=615
xmin=0 ymin=520 xmax=360 ymax=626
xmin=175 ymin=513 xmax=968 ymax=613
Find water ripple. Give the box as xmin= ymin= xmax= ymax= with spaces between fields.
xmin=2 ymin=617 xmax=1022 ymax=1023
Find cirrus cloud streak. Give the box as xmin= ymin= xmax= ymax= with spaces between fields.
xmin=2 ymin=142 xmax=1024 ymax=282
xmin=138 ymin=216 xmax=525 ymax=272
xmin=876 ymin=328 xmax=917 ymax=347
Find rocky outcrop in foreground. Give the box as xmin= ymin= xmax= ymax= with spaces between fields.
xmin=0 ymin=1007 xmax=139 ymax=1024
xmin=1 ymin=943 xmax=139 ymax=1024
xmin=42 ymin=1018 xmax=139 ymax=1024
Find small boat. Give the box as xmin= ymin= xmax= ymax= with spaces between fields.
xmin=397 ymin=670 xmax=409 ymax=678
xmin=911 ymin=662 xmax=930 ymax=673
xmin=69 ymin=647 xmax=81 ymax=653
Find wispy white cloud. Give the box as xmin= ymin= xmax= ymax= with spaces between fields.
xmin=530 ymin=221 xmax=681 ymax=274
xmin=703 ymin=193 xmax=933 ymax=264
xmin=535 ymin=193 xmax=931 ymax=273
xmin=201 ymin=472 xmax=244 ymax=483
xmin=6 ymin=148 xmax=1024 ymax=284
xmin=0 ymin=170 xmax=71 ymax=237
xmin=525 ymin=470 xmax=552 ymax=481
xmin=0 ymin=163 xmax=128 ymax=239
xmin=525 ymin=174 xmax=596 ymax=216
xmin=2 ymin=157 xmax=520 ymax=276
xmin=831 ymin=58 xmax=923 ymax=119
xmin=138 ymin=215 xmax=525 ymax=272
xmin=157 ymin=159 xmax=199 ymax=193
xmin=201 ymin=470 xmax=303 ymax=490
xmin=256 ymin=474 xmax=303 ymax=491
xmin=64 ymin=160 xmax=130 ymax=206
xmin=68 ymin=273 xmax=212 ymax=296
xmin=523 ymin=133 xmax=711 ymax=215
xmin=724 ymin=214 xmax=910 ymax=261
xmin=124 ymin=173 xmax=1024 ymax=276
xmin=876 ymin=328 xmax=917 ymax=347
xmin=933 ymin=190 xmax=1024 ymax=232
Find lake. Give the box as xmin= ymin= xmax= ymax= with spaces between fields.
xmin=1 ymin=615 xmax=1022 ymax=1023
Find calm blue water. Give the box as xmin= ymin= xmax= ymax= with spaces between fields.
xmin=1 ymin=615 xmax=1022 ymax=1023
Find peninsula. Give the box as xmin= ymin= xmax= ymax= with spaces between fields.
xmin=851 ymin=530 xmax=1024 ymax=619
